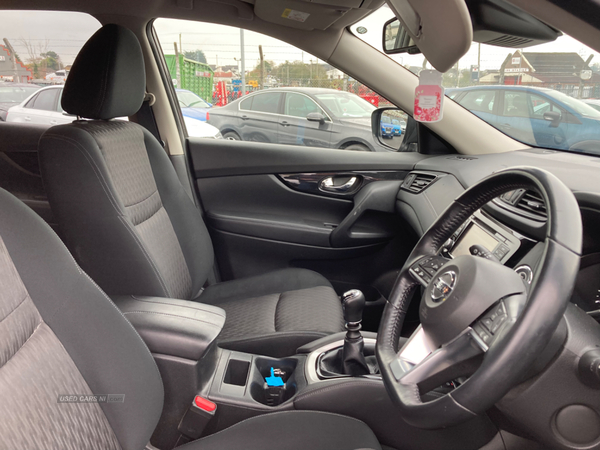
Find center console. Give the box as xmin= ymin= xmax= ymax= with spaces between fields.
xmin=113 ymin=290 xmax=497 ymax=450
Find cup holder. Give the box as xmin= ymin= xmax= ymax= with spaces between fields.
xmin=250 ymin=356 xmax=298 ymax=407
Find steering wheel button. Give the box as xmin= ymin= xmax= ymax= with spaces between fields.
xmin=490 ymin=316 xmax=506 ymax=333
xmin=482 ymin=318 xmax=493 ymax=331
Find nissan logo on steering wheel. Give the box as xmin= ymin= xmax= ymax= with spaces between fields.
xmin=431 ymin=271 xmax=456 ymax=303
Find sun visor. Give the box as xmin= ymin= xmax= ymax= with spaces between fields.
xmin=254 ymin=0 xmax=350 ymax=30
xmin=386 ymin=0 xmax=472 ymax=72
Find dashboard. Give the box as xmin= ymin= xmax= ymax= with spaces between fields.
xmin=395 ymin=147 xmax=600 ymax=321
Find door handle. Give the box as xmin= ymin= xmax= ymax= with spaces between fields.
xmin=24 ymin=117 xmax=31 ymax=122
xmin=280 ymin=121 xmax=289 ymax=126
xmin=319 ymin=176 xmax=358 ymax=193
xmin=50 ymin=120 xmax=58 ymax=125
xmin=500 ymin=123 xmax=511 ymax=129
xmin=241 ymin=115 xmax=249 ymax=120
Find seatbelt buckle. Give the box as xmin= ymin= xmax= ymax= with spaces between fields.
xmin=178 ymin=395 xmax=217 ymax=439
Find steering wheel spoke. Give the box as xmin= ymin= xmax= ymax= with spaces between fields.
xmin=408 ymin=255 xmax=452 ymax=287
xmin=391 ymin=326 xmax=485 ymax=394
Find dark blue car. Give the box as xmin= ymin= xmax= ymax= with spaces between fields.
xmin=447 ymin=86 xmax=600 ymax=154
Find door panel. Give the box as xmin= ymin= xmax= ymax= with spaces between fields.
xmin=238 ymin=92 xmax=282 ymax=143
xmin=189 ymin=138 xmax=423 ymax=308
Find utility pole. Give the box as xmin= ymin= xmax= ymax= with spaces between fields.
xmin=179 ymin=34 xmax=182 ymax=57
xmin=286 ymin=60 xmax=289 ymax=85
xmin=259 ymin=45 xmax=264 ymax=89
xmin=174 ymin=42 xmax=181 ymax=88
xmin=477 ymin=42 xmax=481 ymax=85
xmin=240 ymin=29 xmax=245 ymax=96
xmin=3 ymin=38 xmax=19 ymax=83
xmin=579 ymin=54 xmax=594 ymax=99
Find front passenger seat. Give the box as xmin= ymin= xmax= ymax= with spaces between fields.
xmin=39 ymin=24 xmax=344 ymax=358
xmin=0 ymin=186 xmax=382 ymax=450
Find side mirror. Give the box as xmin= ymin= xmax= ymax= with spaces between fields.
xmin=372 ymin=107 xmax=415 ymax=151
xmin=383 ymin=18 xmax=421 ymax=55
xmin=543 ymin=110 xmax=561 ymax=127
xmin=307 ymin=112 xmax=326 ymax=124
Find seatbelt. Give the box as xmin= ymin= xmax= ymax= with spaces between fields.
xmin=137 ymin=92 xmax=164 ymax=146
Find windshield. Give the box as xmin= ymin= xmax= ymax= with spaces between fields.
xmin=177 ymin=90 xmax=210 ymax=108
xmin=543 ymin=90 xmax=600 ymax=118
xmin=352 ymin=6 xmax=600 ymax=155
xmin=0 ymin=85 xmax=40 ymax=103
xmin=315 ymin=92 xmax=376 ymax=118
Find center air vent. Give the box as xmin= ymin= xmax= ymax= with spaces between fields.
xmin=496 ymin=189 xmax=547 ymax=221
xmin=401 ymin=172 xmax=438 ymax=193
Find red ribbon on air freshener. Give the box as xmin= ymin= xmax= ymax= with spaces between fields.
xmin=414 ymin=70 xmax=444 ymax=123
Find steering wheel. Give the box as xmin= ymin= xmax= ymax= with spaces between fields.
xmin=376 ymin=167 xmax=582 ymax=429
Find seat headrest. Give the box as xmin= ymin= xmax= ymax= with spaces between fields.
xmin=62 ymin=24 xmax=145 ymax=120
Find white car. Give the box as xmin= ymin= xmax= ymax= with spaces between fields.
xmin=7 ymin=85 xmax=222 ymax=139
xmin=6 ymin=85 xmax=71 ymax=126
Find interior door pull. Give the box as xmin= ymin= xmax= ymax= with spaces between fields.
xmin=319 ymin=176 xmax=358 ymax=193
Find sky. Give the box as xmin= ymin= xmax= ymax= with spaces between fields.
xmin=2 ymin=7 xmax=600 ymax=75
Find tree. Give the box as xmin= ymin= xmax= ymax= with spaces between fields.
xmin=40 ymin=51 xmax=61 ymax=71
xmin=183 ymin=49 xmax=207 ymax=64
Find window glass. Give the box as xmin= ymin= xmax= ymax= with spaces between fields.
xmin=250 ymin=92 xmax=282 ymax=114
xmin=0 ymin=85 xmax=40 ymax=104
xmin=460 ymin=90 xmax=495 ymax=113
xmin=351 ymin=5 xmax=600 ymax=154
xmin=315 ymin=92 xmax=375 ymax=118
xmin=153 ymin=18 xmax=400 ymax=151
xmin=284 ymin=93 xmax=321 ymax=118
xmin=31 ymin=89 xmax=58 ymax=111
xmin=56 ymin=88 xmax=64 ymax=112
xmin=503 ymin=93 xmax=530 ymax=117
xmin=240 ymin=96 xmax=253 ymax=111
xmin=0 ymin=11 xmax=100 ymax=127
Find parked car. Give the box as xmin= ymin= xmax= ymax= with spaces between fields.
xmin=0 ymin=82 xmax=41 ymax=121
xmin=45 ymin=69 xmax=69 ymax=83
xmin=176 ymin=88 xmax=212 ymax=121
xmin=7 ymin=85 xmax=221 ymax=138
xmin=207 ymin=87 xmax=392 ymax=151
xmin=6 ymin=85 xmax=71 ymax=126
xmin=447 ymin=85 xmax=600 ymax=153
xmin=380 ymin=115 xmax=394 ymax=138
xmin=391 ymin=119 xmax=403 ymax=135
xmin=583 ymin=99 xmax=600 ymax=112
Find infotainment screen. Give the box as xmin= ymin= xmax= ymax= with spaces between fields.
xmin=451 ymin=223 xmax=499 ymax=257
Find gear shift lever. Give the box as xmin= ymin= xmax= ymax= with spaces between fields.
xmin=341 ymin=289 xmax=370 ymax=376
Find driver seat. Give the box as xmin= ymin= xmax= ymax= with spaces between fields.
xmin=0 ymin=186 xmax=382 ymax=450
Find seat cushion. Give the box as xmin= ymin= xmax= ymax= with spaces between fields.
xmin=179 ymin=411 xmax=382 ymax=450
xmin=200 ymin=268 xmax=345 ymax=357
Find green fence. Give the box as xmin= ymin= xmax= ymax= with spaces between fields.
xmin=165 ymin=55 xmax=214 ymax=103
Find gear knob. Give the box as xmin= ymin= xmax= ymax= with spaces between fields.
xmin=342 ymin=289 xmax=365 ymax=326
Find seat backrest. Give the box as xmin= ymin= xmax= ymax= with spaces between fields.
xmin=39 ymin=24 xmax=214 ymax=300
xmin=0 ymin=186 xmax=163 ymax=450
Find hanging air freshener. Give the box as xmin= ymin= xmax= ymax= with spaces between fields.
xmin=414 ymin=69 xmax=444 ymax=123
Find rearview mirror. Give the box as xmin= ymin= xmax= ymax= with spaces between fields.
xmin=543 ymin=110 xmax=561 ymax=127
xmin=383 ymin=18 xmax=421 ymax=55
xmin=307 ymin=112 xmax=326 ymax=124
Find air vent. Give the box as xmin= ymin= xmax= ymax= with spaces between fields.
xmin=496 ymin=189 xmax=547 ymax=221
xmin=401 ymin=172 xmax=438 ymax=193
xmin=448 ymin=155 xmax=477 ymax=161
xmin=516 ymin=190 xmax=547 ymax=219
xmin=486 ymin=35 xmax=534 ymax=48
